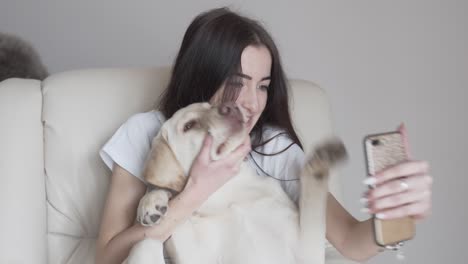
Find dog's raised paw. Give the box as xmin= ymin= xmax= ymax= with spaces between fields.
xmin=137 ymin=189 xmax=171 ymax=226
xmin=307 ymin=138 xmax=348 ymax=180
xmin=313 ymin=138 xmax=348 ymax=165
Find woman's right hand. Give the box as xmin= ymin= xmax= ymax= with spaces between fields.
xmin=185 ymin=133 xmax=251 ymax=197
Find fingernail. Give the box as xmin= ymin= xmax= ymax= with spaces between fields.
xmin=360 ymin=207 xmax=370 ymax=214
xmin=376 ymin=213 xmax=386 ymax=219
xmin=363 ymin=177 xmax=377 ymax=185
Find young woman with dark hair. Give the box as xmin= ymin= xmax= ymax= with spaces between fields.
xmin=96 ymin=7 xmax=433 ymax=264
xmin=158 ymin=7 xmax=300 ymax=151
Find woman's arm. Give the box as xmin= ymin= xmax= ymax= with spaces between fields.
xmin=95 ymin=164 xmax=209 ymax=264
xmin=95 ymin=164 xmax=148 ymax=264
xmin=95 ymin=134 xmax=252 ymax=264
xmin=325 ymin=193 xmax=380 ymax=262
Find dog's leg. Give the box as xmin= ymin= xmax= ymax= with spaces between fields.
xmin=124 ymin=238 xmax=166 ymax=264
xmin=137 ymin=188 xmax=173 ymax=226
xmin=297 ymin=138 xmax=348 ymax=264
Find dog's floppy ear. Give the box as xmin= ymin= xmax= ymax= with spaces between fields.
xmin=143 ymin=132 xmax=186 ymax=193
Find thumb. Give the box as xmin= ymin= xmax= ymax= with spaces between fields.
xmin=198 ymin=133 xmax=213 ymax=162
xmin=397 ymin=122 xmax=413 ymax=159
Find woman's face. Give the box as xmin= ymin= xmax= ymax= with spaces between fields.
xmin=211 ymin=45 xmax=272 ymax=133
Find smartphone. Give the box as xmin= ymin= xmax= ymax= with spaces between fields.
xmin=363 ymin=130 xmax=416 ymax=247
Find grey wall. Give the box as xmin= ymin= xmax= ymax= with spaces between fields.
xmin=2 ymin=0 xmax=467 ymax=263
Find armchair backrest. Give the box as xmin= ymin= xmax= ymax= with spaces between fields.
xmin=0 ymin=67 xmax=342 ymax=263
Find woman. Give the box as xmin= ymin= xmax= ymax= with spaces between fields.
xmin=95 ymin=7 xmax=432 ymax=263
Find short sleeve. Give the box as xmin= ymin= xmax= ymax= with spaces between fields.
xmin=99 ymin=110 xmax=165 ymax=183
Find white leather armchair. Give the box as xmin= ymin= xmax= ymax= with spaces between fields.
xmin=0 ymin=67 xmax=357 ymax=263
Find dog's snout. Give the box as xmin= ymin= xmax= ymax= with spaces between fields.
xmin=218 ymin=102 xmax=243 ymax=122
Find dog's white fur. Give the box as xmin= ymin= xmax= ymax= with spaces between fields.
xmin=124 ymin=102 xmax=347 ymax=264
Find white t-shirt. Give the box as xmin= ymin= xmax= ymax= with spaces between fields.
xmin=99 ymin=110 xmax=305 ymax=203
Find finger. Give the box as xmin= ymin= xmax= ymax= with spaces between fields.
xmin=373 ymin=200 xmax=431 ymax=220
xmin=364 ymin=160 xmax=430 ymax=186
xmin=238 ymin=135 xmax=251 ymax=147
xmin=397 ymin=122 xmax=413 ymax=159
xmin=224 ymin=138 xmax=252 ymax=166
xmin=376 ymin=173 xmax=432 ymax=200
xmin=370 ymin=189 xmax=431 ymax=212
xmin=367 ymin=175 xmax=422 ymax=200
xmin=412 ymin=203 xmax=432 ymax=220
xmin=197 ymin=133 xmax=213 ymax=163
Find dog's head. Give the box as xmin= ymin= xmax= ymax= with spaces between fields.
xmin=143 ymin=102 xmax=249 ymax=192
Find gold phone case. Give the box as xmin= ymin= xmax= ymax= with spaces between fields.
xmin=364 ymin=131 xmax=415 ymax=246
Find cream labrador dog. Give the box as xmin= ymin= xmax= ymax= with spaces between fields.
xmin=124 ymin=102 xmax=347 ymax=264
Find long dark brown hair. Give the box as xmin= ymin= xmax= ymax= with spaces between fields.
xmin=157 ymin=7 xmax=303 ymax=153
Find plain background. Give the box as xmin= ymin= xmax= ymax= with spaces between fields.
xmin=1 ymin=0 xmax=466 ymax=263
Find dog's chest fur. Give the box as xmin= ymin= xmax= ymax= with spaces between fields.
xmin=165 ymin=162 xmax=300 ymax=264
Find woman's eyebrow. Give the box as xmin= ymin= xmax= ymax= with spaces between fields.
xmin=234 ymin=73 xmax=271 ymax=81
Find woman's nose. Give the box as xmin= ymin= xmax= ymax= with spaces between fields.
xmin=238 ymin=86 xmax=258 ymax=114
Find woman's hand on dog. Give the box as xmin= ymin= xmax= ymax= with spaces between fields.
xmin=185 ymin=134 xmax=251 ymax=199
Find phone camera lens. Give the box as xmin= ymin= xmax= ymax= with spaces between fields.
xmin=371 ymin=139 xmax=380 ymax=146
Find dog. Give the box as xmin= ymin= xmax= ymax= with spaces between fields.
xmin=124 ymin=102 xmax=347 ymax=264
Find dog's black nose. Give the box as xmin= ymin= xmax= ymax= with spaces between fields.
xmin=150 ymin=214 xmax=160 ymax=223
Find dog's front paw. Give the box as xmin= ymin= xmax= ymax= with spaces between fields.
xmin=137 ymin=189 xmax=172 ymax=226
xmin=306 ymin=137 xmax=348 ymax=180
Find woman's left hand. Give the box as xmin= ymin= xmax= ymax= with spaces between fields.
xmin=363 ymin=159 xmax=432 ymax=220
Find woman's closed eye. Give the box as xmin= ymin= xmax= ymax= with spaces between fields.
xmin=227 ymin=82 xmax=244 ymax=89
xmin=226 ymin=82 xmax=269 ymax=91
xmin=259 ymin=84 xmax=269 ymax=91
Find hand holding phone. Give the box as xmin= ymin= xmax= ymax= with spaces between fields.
xmin=363 ymin=125 xmax=416 ymax=247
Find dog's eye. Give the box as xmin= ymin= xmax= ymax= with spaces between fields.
xmin=183 ymin=120 xmax=197 ymax=132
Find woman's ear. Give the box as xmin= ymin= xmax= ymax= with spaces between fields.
xmin=143 ymin=133 xmax=187 ymax=193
